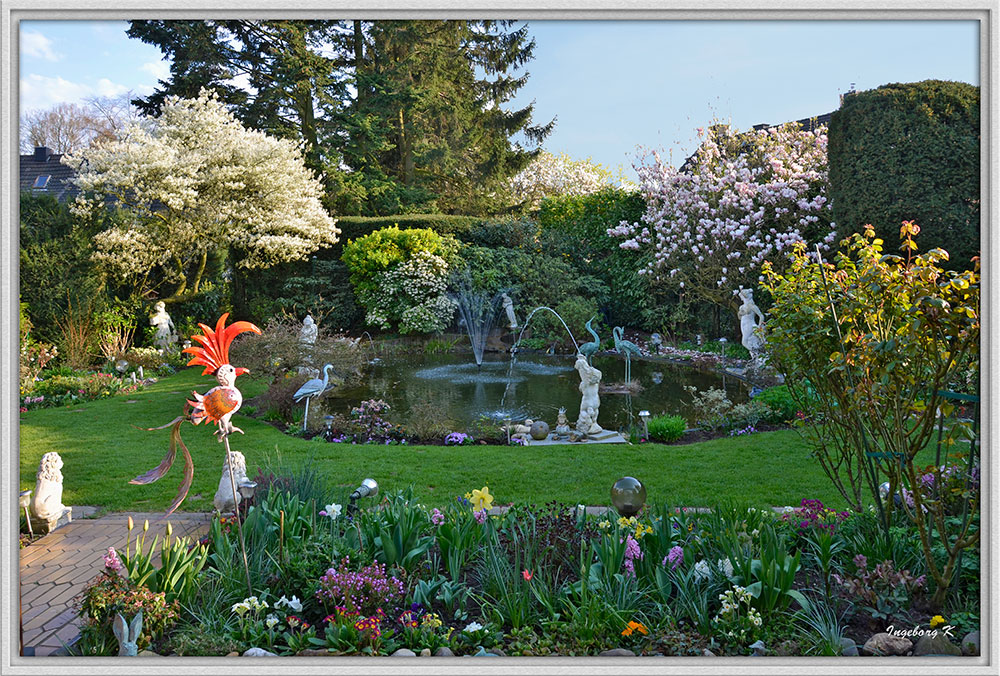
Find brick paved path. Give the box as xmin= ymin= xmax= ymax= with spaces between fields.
xmin=19 ymin=512 xmax=212 ymax=656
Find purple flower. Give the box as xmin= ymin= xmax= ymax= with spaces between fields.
xmin=445 ymin=432 xmax=471 ymax=446
xmin=430 ymin=508 xmax=445 ymax=526
xmin=853 ymin=553 xmax=868 ymax=571
xmin=622 ymin=535 xmax=644 ymax=577
xmin=665 ymin=545 xmax=684 ymax=570
xmin=473 ymin=509 xmax=487 ymax=525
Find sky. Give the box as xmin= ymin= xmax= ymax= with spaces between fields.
xmin=19 ymin=19 xmax=979 ymax=180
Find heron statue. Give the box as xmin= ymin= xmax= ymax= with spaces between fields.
xmin=612 ymin=326 xmax=643 ymax=384
xmin=578 ymin=316 xmax=601 ymax=365
xmin=294 ymin=363 xmax=337 ymax=431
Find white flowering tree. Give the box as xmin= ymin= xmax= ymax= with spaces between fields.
xmin=608 ymin=122 xmax=836 ymax=310
xmin=64 ymin=90 xmax=340 ymax=303
xmin=507 ymin=150 xmax=630 ymax=209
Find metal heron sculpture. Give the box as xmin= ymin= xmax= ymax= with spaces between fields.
xmin=578 ymin=316 xmax=601 ymax=365
xmin=612 ymin=326 xmax=643 ymax=384
xmin=294 ymin=363 xmax=337 ymax=431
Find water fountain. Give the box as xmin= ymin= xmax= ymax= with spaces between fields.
xmin=451 ymin=284 xmax=507 ymax=367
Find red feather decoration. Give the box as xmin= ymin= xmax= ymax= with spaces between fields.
xmin=182 ymin=312 xmax=261 ymax=375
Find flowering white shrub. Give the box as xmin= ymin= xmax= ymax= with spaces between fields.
xmin=360 ymin=251 xmax=457 ymax=334
xmin=507 ymin=150 xmax=631 ymax=209
xmin=608 ymin=122 xmax=836 ymax=308
xmin=64 ymin=89 xmax=340 ymax=300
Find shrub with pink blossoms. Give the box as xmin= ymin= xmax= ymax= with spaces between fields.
xmin=608 ymin=122 xmax=836 ymax=310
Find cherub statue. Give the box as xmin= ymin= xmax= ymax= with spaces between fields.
xmin=575 ymin=354 xmax=603 ymax=435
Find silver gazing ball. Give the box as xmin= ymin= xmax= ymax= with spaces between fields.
xmin=611 ymin=477 xmax=646 ymax=517
xmin=879 ymin=482 xmax=891 ymax=501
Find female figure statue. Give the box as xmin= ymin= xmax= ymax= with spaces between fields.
xmin=736 ymin=287 xmax=766 ymax=358
xmin=149 ymin=301 xmax=177 ymax=350
xmin=501 ymin=293 xmax=518 ymax=331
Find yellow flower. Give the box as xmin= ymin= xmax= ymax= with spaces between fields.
xmin=598 ymin=520 xmax=611 ymax=530
xmin=929 ymin=615 xmax=946 ymax=628
xmin=470 ymin=486 xmax=494 ymax=512
xmin=464 ymin=492 xmax=472 ymax=500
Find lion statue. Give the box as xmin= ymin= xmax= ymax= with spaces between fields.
xmin=214 ymin=451 xmax=248 ymax=513
xmin=30 ymin=452 xmax=66 ymax=522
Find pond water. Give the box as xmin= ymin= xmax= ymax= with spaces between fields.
xmin=318 ymin=352 xmax=749 ymax=432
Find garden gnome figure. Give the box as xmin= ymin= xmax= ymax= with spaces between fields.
xmin=574 ymin=354 xmax=603 ymax=436
xmin=554 ymin=407 xmax=571 ymax=439
xmin=30 ymin=452 xmax=71 ymax=533
xmin=501 ymin=293 xmax=518 ymax=330
xmin=214 ymin=450 xmax=248 ymax=513
xmin=736 ymin=287 xmax=766 ymax=359
xmin=149 ymin=301 xmax=177 ymax=351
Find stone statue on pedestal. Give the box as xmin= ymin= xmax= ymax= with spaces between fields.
xmin=736 ymin=287 xmax=766 ymax=359
xmin=501 ymin=293 xmax=518 ymax=331
xmin=575 ymin=354 xmax=603 ymax=436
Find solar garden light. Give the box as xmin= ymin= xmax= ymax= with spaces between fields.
xmin=505 ymin=417 xmax=512 ymax=445
xmin=347 ymin=478 xmax=379 ymax=516
xmin=19 ymin=490 xmax=32 ymax=537
xmin=611 ymin=477 xmax=646 ymax=517
xmin=324 ymin=415 xmax=335 ymax=434
xmin=638 ymin=410 xmax=650 ymax=441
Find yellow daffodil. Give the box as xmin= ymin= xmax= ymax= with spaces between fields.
xmin=470 ymin=486 xmax=494 ymax=512
xmin=598 ymin=520 xmax=611 ymax=530
xmin=929 ymin=615 xmax=946 ymax=629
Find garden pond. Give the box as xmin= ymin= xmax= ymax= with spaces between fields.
xmin=317 ymin=351 xmax=748 ymax=431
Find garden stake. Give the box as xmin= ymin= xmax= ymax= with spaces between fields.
xmin=279 ymin=510 xmax=285 ymax=565
xmin=815 ymin=245 xmax=889 ymax=536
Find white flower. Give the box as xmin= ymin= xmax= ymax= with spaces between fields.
xmin=323 ymin=503 xmax=342 ymax=519
xmin=463 ymin=622 xmax=484 ymax=633
xmin=717 ymin=558 xmax=734 ymax=578
xmin=265 ymin=614 xmax=280 ymax=629
xmin=276 ymin=595 xmax=303 ymax=612
xmin=693 ymin=559 xmax=712 ymax=582
xmin=231 ymin=602 xmax=251 ymax=616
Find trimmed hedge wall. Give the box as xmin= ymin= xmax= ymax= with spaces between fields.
xmin=828 ymin=79 xmax=980 ymax=269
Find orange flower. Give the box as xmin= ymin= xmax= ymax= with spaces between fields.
xmin=622 ymin=620 xmax=647 ymax=636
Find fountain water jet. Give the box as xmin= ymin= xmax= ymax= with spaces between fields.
xmin=451 ymin=285 xmax=507 ymax=367
xmin=500 ymin=306 xmax=582 ymax=413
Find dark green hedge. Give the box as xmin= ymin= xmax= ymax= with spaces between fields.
xmin=828 ymin=79 xmax=980 ymax=269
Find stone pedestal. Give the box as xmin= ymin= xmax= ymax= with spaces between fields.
xmin=30 ymin=507 xmax=72 ymax=535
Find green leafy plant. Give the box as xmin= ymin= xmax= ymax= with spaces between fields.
xmin=75 ymin=572 xmax=179 ymax=655
xmin=119 ymin=519 xmax=209 ymax=606
xmin=646 ymin=414 xmax=686 ymax=443
xmin=763 ymin=223 xmax=979 ymax=609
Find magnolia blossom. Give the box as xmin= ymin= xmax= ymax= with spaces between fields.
xmin=64 ymin=89 xmax=339 ymax=297
xmin=609 ymin=123 xmax=836 ymax=307
xmin=506 ymin=150 xmax=632 ymax=208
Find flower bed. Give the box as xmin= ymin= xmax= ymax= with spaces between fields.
xmin=70 ymin=486 xmax=979 ymax=658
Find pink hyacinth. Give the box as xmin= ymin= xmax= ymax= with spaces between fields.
xmin=473 ymin=509 xmax=487 ymax=525
xmin=103 ymin=547 xmax=124 ymax=572
xmin=431 ymin=508 xmax=445 ymax=526
xmin=665 ymin=545 xmax=684 ymax=570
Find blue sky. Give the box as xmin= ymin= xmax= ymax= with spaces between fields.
xmin=20 ymin=19 xmax=979 ymax=179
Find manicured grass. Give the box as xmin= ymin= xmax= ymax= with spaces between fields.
xmin=19 ymin=368 xmax=930 ymax=513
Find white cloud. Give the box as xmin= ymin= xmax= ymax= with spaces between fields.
xmin=140 ymin=60 xmax=170 ymax=81
xmin=21 ymin=30 xmax=62 ymax=62
xmin=96 ymin=78 xmax=130 ymax=97
xmin=19 ymin=73 xmax=131 ymax=114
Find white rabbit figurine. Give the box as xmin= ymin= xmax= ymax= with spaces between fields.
xmin=113 ymin=610 xmax=143 ymax=656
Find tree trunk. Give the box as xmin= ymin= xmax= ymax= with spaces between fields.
xmin=353 ymin=21 xmax=365 ymax=104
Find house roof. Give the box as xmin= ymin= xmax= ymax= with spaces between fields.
xmin=19 ymin=147 xmax=80 ymax=202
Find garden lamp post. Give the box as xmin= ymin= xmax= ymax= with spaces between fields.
xmin=238 ymin=479 xmax=257 ymax=517
xmin=347 ymin=478 xmax=379 ymax=517
xmin=19 ymin=490 xmax=32 ymax=537
xmin=638 ymin=410 xmax=650 ymax=441
xmin=611 ymin=477 xmax=646 ymax=517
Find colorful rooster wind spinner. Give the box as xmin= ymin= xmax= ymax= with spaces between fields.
xmin=131 ymin=313 xmax=261 ymax=516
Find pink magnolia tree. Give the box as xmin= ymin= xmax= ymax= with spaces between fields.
xmin=608 ymin=122 xmax=837 ymax=311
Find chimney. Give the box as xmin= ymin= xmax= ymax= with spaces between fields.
xmin=33 ymin=146 xmax=52 ymax=161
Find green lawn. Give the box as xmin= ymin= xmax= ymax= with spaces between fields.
xmin=19 ymin=368 xmax=908 ymax=513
